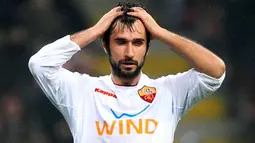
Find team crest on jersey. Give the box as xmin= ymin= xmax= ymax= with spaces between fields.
xmin=138 ymin=85 xmax=156 ymax=103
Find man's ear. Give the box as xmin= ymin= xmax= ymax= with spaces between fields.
xmin=102 ymin=41 xmax=108 ymax=54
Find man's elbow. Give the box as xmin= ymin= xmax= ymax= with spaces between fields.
xmin=213 ymin=59 xmax=226 ymax=79
xmin=28 ymin=55 xmax=40 ymax=75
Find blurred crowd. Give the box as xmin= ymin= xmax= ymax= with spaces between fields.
xmin=0 ymin=0 xmax=254 ymax=143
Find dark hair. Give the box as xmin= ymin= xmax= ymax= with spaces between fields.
xmin=102 ymin=2 xmax=151 ymax=55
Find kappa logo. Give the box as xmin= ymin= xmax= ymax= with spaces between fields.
xmin=138 ymin=85 xmax=156 ymax=103
xmin=95 ymin=88 xmax=117 ymax=99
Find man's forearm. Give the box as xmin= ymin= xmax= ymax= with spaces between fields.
xmin=71 ymin=26 xmax=101 ymax=48
xmin=157 ymin=28 xmax=225 ymax=78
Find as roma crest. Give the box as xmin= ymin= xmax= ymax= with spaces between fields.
xmin=138 ymin=85 xmax=156 ymax=103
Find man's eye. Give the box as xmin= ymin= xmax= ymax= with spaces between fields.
xmin=116 ymin=40 xmax=126 ymax=45
xmin=133 ymin=41 xmax=143 ymax=46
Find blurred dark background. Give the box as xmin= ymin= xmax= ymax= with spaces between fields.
xmin=0 ymin=0 xmax=254 ymax=143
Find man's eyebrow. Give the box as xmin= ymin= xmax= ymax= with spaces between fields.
xmin=114 ymin=38 xmax=127 ymax=41
xmin=114 ymin=38 xmax=145 ymax=42
xmin=132 ymin=38 xmax=145 ymax=42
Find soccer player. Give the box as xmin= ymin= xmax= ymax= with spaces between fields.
xmin=28 ymin=2 xmax=226 ymax=143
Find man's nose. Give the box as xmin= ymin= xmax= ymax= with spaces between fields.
xmin=124 ymin=43 xmax=134 ymax=58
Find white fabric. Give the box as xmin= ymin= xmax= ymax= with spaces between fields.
xmin=28 ymin=35 xmax=225 ymax=143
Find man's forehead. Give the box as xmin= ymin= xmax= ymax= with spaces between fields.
xmin=110 ymin=20 xmax=146 ymax=39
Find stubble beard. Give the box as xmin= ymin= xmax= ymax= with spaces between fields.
xmin=109 ymin=55 xmax=146 ymax=80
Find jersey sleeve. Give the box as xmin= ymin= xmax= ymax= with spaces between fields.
xmin=28 ymin=35 xmax=90 ymax=125
xmin=160 ymin=68 xmax=225 ymax=119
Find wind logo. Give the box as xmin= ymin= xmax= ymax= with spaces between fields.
xmin=95 ymin=119 xmax=158 ymax=136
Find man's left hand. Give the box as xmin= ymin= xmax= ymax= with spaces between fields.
xmin=127 ymin=7 xmax=163 ymax=39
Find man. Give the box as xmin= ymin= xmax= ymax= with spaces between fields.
xmin=28 ymin=2 xmax=226 ymax=143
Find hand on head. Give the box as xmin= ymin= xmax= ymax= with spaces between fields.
xmin=94 ymin=2 xmax=162 ymax=39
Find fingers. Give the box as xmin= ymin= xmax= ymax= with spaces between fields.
xmin=115 ymin=11 xmax=123 ymax=17
xmin=112 ymin=6 xmax=123 ymax=16
xmin=109 ymin=6 xmax=147 ymax=18
xmin=112 ymin=6 xmax=146 ymax=17
xmin=126 ymin=11 xmax=140 ymax=18
xmin=131 ymin=7 xmax=145 ymax=12
xmin=105 ymin=6 xmax=122 ymax=18
xmin=126 ymin=7 xmax=147 ymax=18
xmin=111 ymin=6 xmax=122 ymax=12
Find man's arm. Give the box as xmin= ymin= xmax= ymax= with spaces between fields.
xmin=129 ymin=7 xmax=226 ymax=118
xmin=70 ymin=27 xmax=100 ymax=48
xmin=128 ymin=7 xmax=225 ymax=78
xmin=155 ymin=29 xmax=225 ymax=78
xmin=28 ymin=35 xmax=85 ymax=106
xmin=28 ymin=6 xmax=122 ymax=106
xmin=71 ymin=6 xmax=122 ymax=48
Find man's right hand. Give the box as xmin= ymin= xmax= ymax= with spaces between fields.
xmin=71 ymin=6 xmax=122 ymax=48
xmin=93 ymin=6 xmax=122 ymax=36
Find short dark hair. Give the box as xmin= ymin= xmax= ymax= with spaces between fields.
xmin=102 ymin=2 xmax=151 ymax=55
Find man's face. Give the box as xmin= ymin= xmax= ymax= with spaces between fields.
xmin=107 ymin=19 xmax=148 ymax=80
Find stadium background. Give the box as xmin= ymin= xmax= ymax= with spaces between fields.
xmin=0 ymin=0 xmax=254 ymax=142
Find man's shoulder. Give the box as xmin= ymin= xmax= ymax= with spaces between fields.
xmin=141 ymin=73 xmax=171 ymax=85
xmin=142 ymin=69 xmax=196 ymax=83
xmin=141 ymin=72 xmax=174 ymax=82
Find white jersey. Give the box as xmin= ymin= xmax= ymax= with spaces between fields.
xmin=28 ymin=35 xmax=225 ymax=143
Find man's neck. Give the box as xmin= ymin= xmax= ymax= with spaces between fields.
xmin=111 ymin=73 xmax=141 ymax=86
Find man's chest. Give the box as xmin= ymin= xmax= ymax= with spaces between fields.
xmin=78 ymin=84 xmax=175 ymax=137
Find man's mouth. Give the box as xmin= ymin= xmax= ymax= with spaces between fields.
xmin=121 ymin=60 xmax=137 ymax=65
xmin=122 ymin=62 xmax=136 ymax=65
xmin=121 ymin=62 xmax=136 ymax=69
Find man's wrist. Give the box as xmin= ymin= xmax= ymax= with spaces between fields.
xmin=91 ymin=25 xmax=104 ymax=38
xmin=154 ymin=27 xmax=167 ymax=40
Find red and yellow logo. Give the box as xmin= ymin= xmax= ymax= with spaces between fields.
xmin=138 ymin=86 xmax=156 ymax=103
